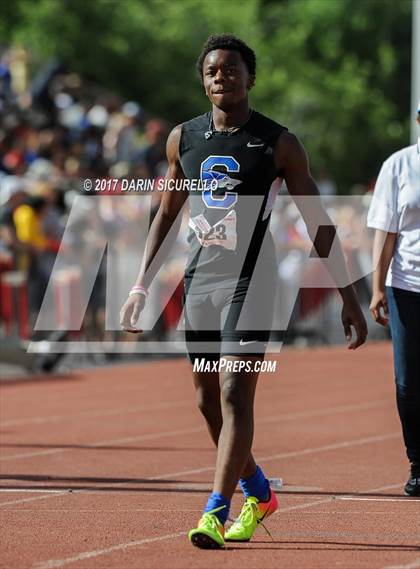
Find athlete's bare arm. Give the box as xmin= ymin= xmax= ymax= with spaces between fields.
xmin=274 ymin=131 xmax=367 ymax=349
xmin=120 ymin=124 xmax=187 ymax=331
xmin=370 ymin=229 xmax=397 ymax=326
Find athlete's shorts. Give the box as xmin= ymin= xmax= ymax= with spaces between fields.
xmin=184 ymin=277 xmax=275 ymax=364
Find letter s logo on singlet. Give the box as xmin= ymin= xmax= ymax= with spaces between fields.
xmin=200 ymin=155 xmax=241 ymax=209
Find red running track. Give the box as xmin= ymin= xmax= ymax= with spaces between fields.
xmin=1 ymin=342 xmax=419 ymax=569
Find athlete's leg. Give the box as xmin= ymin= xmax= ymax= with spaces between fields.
xmin=209 ymin=277 xmax=274 ymax=487
xmin=193 ymin=369 xmax=222 ymax=446
xmin=185 ymin=288 xmax=221 ymax=445
xmin=186 ymin=285 xmax=257 ymax=474
xmin=212 ymin=355 xmax=262 ymax=499
xmin=387 ymin=286 xmax=420 ymax=496
xmin=192 ymin=368 xmax=258 ymax=474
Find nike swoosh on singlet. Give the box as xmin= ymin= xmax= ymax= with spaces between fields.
xmin=239 ymin=339 xmax=258 ymax=346
xmin=247 ymin=142 xmax=265 ymax=147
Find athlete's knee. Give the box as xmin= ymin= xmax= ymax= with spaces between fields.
xmin=196 ymin=386 xmax=220 ymax=419
xmin=220 ymin=376 xmax=251 ymax=417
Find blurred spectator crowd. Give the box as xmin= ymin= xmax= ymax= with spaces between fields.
xmin=0 ymin=47 xmax=170 ymax=347
xmin=0 ymin=47 xmax=380 ymax=361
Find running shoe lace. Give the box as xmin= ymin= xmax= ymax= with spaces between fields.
xmin=230 ymin=500 xmax=274 ymax=541
xmin=201 ymin=505 xmax=226 ymax=529
xmin=259 ymin=520 xmax=274 ymax=541
xmin=239 ymin=500 xmax=258 ymax=526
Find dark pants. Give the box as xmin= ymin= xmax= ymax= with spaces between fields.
xmin=387 ymin=286 xmax=420 ymax=465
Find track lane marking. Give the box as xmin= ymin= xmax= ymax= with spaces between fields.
xmin=337 ymin=496 xmax=420 ymax=503
xmin=0 ymin=432 xmax=400 ymax=502
xmin=0 ymin=489 xmax=68 ymax=494
xmin=30 ymin=484 xmax=406 ymax=569
xmin=32 ymin=532 xmax=186 ymax=569
xmin=4 ymin=422 xmax=391 ymax=476
xmin=151 ymin=432 xmax=400 ymax=479
xmin=0 ymin=426 xmax=204 ymax=461
xmin=0 ymin=492 xmax=69 ymax=506
xmin=383 ymin=559 xmax=420 ymax=569
xmin=0 ymin=399 xmax=390 ymax=461
xmin=1 ymin=396 xmax=389 ymax=429
xmin=1 ymin=399 xmax=192 ymax=428
xmin=0 ymin=433 xmax=401 ymax=507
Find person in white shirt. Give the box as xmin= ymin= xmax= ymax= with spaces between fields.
xmin=367 ymin=102 xmax=420 ymax=496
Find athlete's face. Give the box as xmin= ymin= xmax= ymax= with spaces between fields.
xmin=202 ymin=49 xmax=254 ymax=110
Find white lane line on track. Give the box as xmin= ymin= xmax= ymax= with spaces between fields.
xmin=1 ymin=399 xmax=192 ymax=428
xmin=30 ymin=483 xmax=406 ymax=569
xmin=0 ymin=426 xmax=204 ymax=461
xmin=34 ymin=506 xmax=331 ymax=569
xmin=0 ymin=492 xmax=69 ymax=506
xmin=0 ymin=432 xmax=400 ymax=504
xmin=0 ymin=434 xmax=400 ymax=506
xmin=0 ymin=482 xmax=400 ymax=496
xmin=1 ymin=395 xmax=389 ymax=429
xmin=2 ymin=508 xmax=203 ymax=513
xmin=0 ymin=398 xmax=390 ymax=461
xmin=1 ymin=448 xmax=71 ymax=461
xmin=1 ymin=431 xmax=399 ymax=476
xmin=0 ymin=484 xmax=321 ymax=499
xmin=0 ymin=489 xmax=68 ymax=493
xmin=272 ymin=483 xmax=404 ymax=519
xmin=32 ymin=532 xmax=186 ymax=569
xmin=1 ymin=484 xmax=407 ymax=511
xmin=151 ymin=432 xmax=400 ymax=479
xmin=383 ymin=559 xmax=420 ymax=569
xmin=260 ymin=399 xmax=390 ymax=426
xmin=337 ymin=496 xmax=420 ymax=503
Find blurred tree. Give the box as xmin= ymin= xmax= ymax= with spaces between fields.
xmin=0 ymin=0 xmax=412 ymax=190
xmin=255 ymin=0 xmax=412 ymax=188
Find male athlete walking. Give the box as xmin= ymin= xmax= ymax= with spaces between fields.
xmin=120 ymin=34 xmax=367 ymax=549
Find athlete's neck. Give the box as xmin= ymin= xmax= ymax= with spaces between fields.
xmin=211 ymin=101 xmax=251 ymax=132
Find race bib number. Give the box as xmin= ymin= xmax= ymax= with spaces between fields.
xmin=189 ymin=210 xmax=237 ymax=251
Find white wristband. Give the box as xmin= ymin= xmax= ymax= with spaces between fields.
xmin=129 ymin=285 xmax=148 ymax=298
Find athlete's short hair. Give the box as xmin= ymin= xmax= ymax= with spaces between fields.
xmin=196 ymin=34 xmax=256 ymax=81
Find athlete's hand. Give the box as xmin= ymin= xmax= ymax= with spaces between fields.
xmin=341 ymin=298 xmax=368 ymax=350
xmin=369 ymin=290 xmax=389 ymax=327
xmin=119 ymin=293 xmax=146 ymax=333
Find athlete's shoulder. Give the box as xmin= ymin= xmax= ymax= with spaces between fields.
xmin=182 ymin=112 xmax=211 ymax=133
xmin=166 ymin=124 xmax=183 ymax=161
xmin=247 ymin=110 xmax=288 ymax=146
xmin=179 ymin=113 xmax=210 ymax=156
xmin=251 ymin=110 xmax=287 ymax=130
